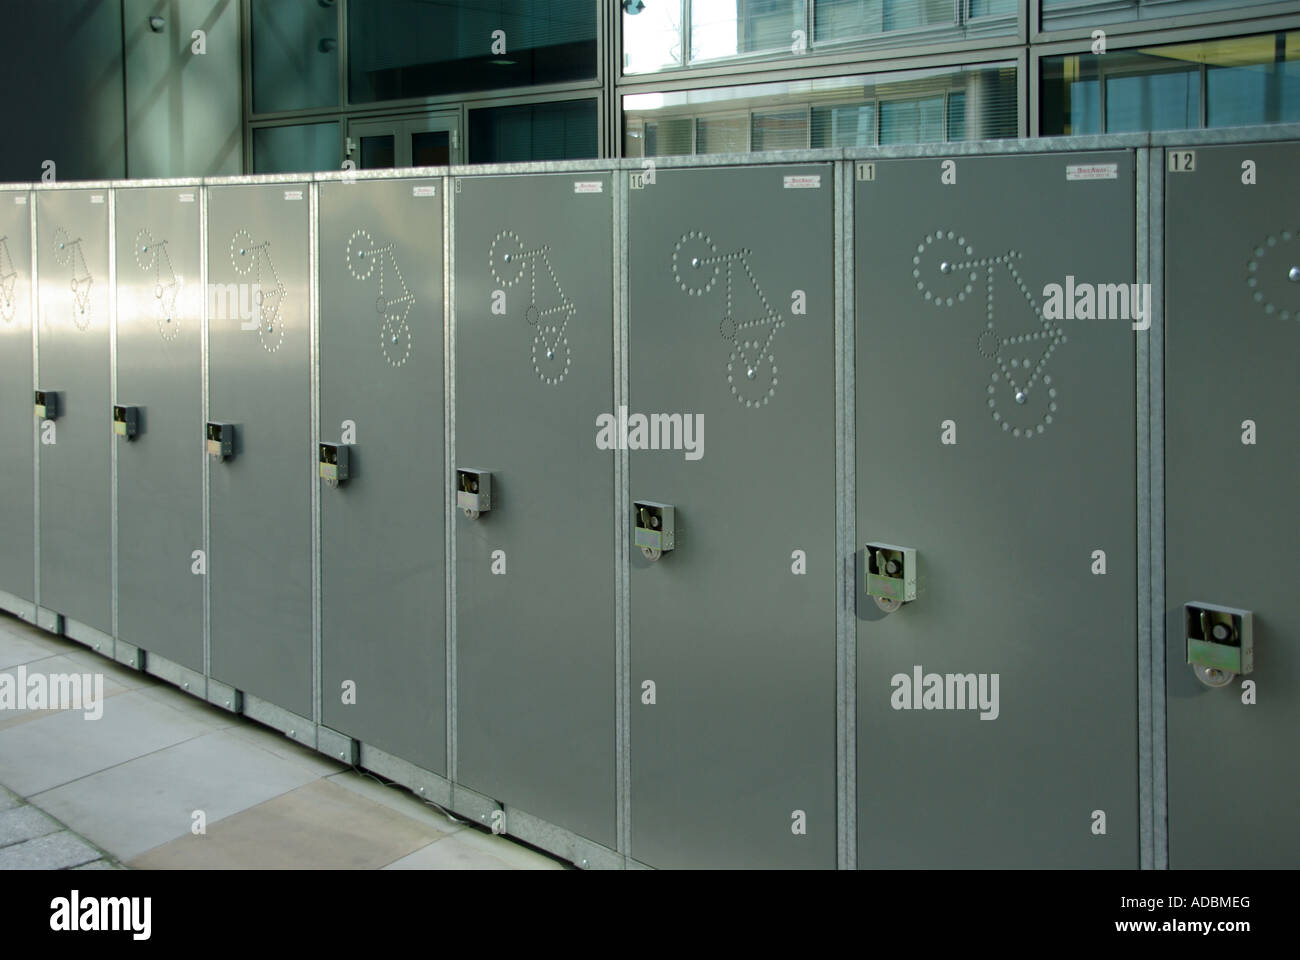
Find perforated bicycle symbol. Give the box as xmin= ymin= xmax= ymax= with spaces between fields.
xmin=673 ymin=231 xmax=784 ymax=408
xmin=229 ymin=230 xmax=286 ymax=353
xmin=913 ymin=230 xmax=1065 ymax=438
xmin=1245 ymin=229 xmax=1299 ymax=322
xmin=489 ymin=230 xmax=575 ymax=385
xmin=347 ymin=229 xmax=414 ymax=368
xmin=135 ymin=229 xmax=181 ymax=341
xmin=52 ymin=227 xmax=93 ymax=330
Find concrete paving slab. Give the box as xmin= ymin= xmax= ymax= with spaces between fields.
xmin=0 ymin=830 xmax=101 ymax=870
xmin=0 ymin=690 xmax=220 ymax=796
xmin=128 ymin=778 xmax=447 ymax=870
xmin=32 ymin=729 xmax=325 ymax=861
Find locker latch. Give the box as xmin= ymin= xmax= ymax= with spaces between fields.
xmin=113 ymin=404 xmax=140 ymax=439
xmin=456 ymin=468 xmax=491 ymax=518
xmin=206 ymin=421 xmax=234 ymax=460
xmin=34 ymin=390 xmax=59 ymax=420
xmin=1185 ymin=602 xmax=1253 ymax=688
xmin=634 ymin=501 xmax=674 ymax=561
xmin=319 ymin=442 xmax=350 ymax=488
xmin=865 ymin=543 xmax=916 ymax=613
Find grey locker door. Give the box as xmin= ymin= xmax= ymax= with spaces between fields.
xmin=206 ymin=182 xmax=312 ymax=717
xmin=318 ymin=178 xmax=446 ymax=774
xmin=0 ymin=192 xmax=34 ymax=606
xmin=628 ymin=164 xmax=837 ymax=869
xmin=855 ymin=152 xmax=1139 ymax=867
xmin=1164 ymin=141 xmax=1300 ymax=868
xmin=114 ymin=186 xmax=203 ymax=671
xmin=35 ymin=189 xmax=113 ymax=635
xmin=454 ymin=172 xmax=616 ymax=849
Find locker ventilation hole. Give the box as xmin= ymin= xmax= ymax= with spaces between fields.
xmin=52 ymin=226 xmax=94 ymax=331
xmin=0 ymin=237 xmax=15 ymax=323
xmin=229 ymin=229 xmax=286 ymax=353
xmin=1245 ymin=231 xmax=1298 ymax=322
xmin=916 ymin=231 xmax=1064 ymax=437
xmin=489 ymin=230 xmax=574 ymax=385
xmin=136 ymin=228 xmax=181 ymax=341
xmin=347 ymin=228 xmax=414 ymax=368
xmin=674 ymin=231 xmax=784 ymax=408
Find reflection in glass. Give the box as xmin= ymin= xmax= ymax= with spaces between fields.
xmin=1106 ymin=70 xmax=1199 ymax=132
xmin=253 ymin=122 xmax=339 ymax=174
xmin=469 ymin=99 xmax=597 ymax=163
xmin=752 ymin=109 xmax=810 ymax=151
xmin=811 ymin=103 xmax=876 ymax=148
xmin=691 ymin=0 xmax=805 ymax=62
xmin=624 ymin=0 xmax=685 ymax=74
xmin=349 ymin=0 xmax=596 ymax=103
xmin=1042 ymin=33 xmax=1300 ymax=135
xmin=879 ymin=96 xmax=943 ymax=144
xmin=814 ymin=0 xmax=956 ymax=43
xmin=251 ymin=0 xmax=339 ymax=114
xmin=696 ymin=113 xmax=748 ymax=153
xmin=624 ymin=64 xmax=1016 ymax=156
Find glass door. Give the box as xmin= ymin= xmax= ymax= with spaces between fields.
xmin=348 ymin=111 xmax=460 ymax=169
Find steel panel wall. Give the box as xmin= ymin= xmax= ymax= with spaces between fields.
xmin=854 ymin=150 xmax=1139 ymax=867
xmin=453 ymin=171 xmax=617 ymax=849
xmin=317 ymin=177 xmax=447 ymax=773
xmin=0 ymin=191 xmax=34 ymax=609
xmin=1163 ymin=139 xmax=1300 ymax=868
xmin=627 ymin=163 xmax=838 ymax=869
xmin=205 ymin=182 xmax=313 ymax=717
xmin=113 ymin=185 xmax=204 ymax=672
xmin=34 ymin=188 xmax=114 ymax=636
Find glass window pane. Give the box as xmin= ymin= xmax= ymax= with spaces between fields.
xmin=815 ymin=0 xmax=956 ymax=43
xmin=625 ymin=63 xmax=1015 ymax=156
xmin=251 ymin=0 xmax=339 ymax=114
xmin=468 ymin=99 xmax=597 ymax=163
xmin=811 ymin=103 xmax=876 ymax=147
xmin=361 ymin=135 xmax=395 ymax=169
xmin=1106 ymin=70 xmax=1199 ymax=132
xmin=349 ymin=0 xmax=597 ymax=104
xmin=647 ymin=118 xmax=695 ymax=155
xmin=752 ymin=108 xmax=809 ymax=151
xmin=969 ymin=0 xmax=1016 ymax=15
xmin=696 ymin=114 xmax=748 ymax=153
xmin=252 ymin=122 xmax=339 ymax=174
xmin=691 ymin=0 xmax=805 ymax=63
xmin=411 ymin=131 xmax=451 ymax=167
xmin=1206 ymin=33 xmax=1300 ymax=127
xmin=623 ymin=0 xmax=685 ymax=74
xmin=879 ymin=96 xmax=943 ymax=144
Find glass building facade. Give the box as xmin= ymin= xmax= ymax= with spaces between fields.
xmin=245 ymin=0 xmax=1300 ymax=173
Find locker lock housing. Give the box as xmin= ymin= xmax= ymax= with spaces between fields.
xmin=1185 ymin=602 xmax=1253 ymax=688
xmin=634 ymin=501 xmax=674 ymax=561
xmin=865 ymin=543 xmax=916 ymax=613
xmin=206 ymin=421 xmax=234 ymax=460
xmin=319 ymin=442 xmax=350 ymax=487
xmin=456 ymin=468 xmax=491 ymax=519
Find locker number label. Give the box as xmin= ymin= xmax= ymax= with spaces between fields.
xmin=1168 ymin=151 xmax=1196 ymax=173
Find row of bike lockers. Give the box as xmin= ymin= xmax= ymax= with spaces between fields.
xmin=0 ymin=127 xmax=1295 ymax=869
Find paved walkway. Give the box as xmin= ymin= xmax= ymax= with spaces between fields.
xmin=0 ymin=613 xmax=563 ymax=870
